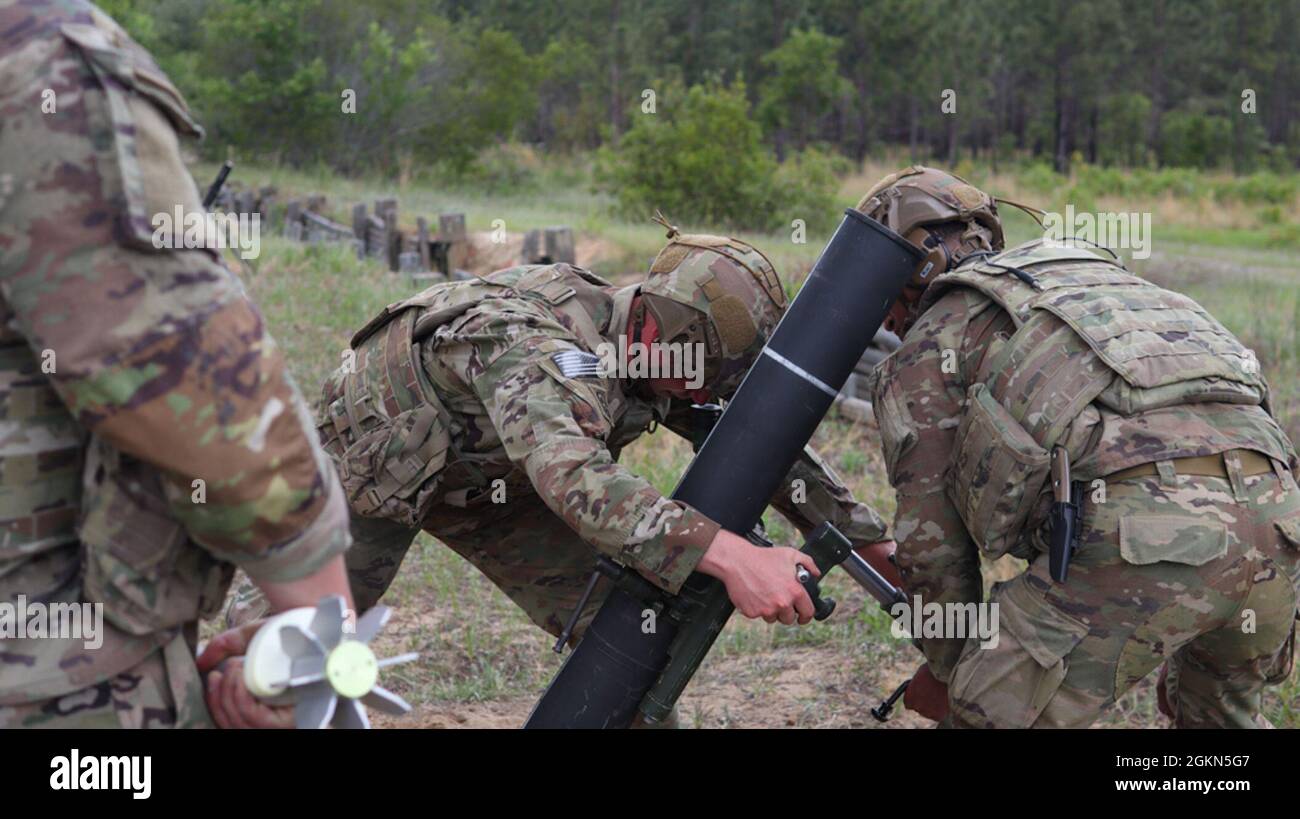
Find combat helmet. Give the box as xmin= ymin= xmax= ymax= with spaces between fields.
xmin=856 ymin=166 xmax=1007 ymax=294
xmin=636 ymin=214 xmax=787 ymax=399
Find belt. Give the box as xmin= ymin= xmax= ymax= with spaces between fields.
xmin=1106 ymin=449 xmax=1274 ymax=483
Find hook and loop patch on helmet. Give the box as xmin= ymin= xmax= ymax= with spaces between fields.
xmin=698 ymin=276 xmax=757 ymax=353
xmin=640 ymin=226 xmax=789 ymax=397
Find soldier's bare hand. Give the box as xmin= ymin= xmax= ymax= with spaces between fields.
xmin=204 ymin=657 xmax=295 ymax=729
xmin=697 ymin=529 xmax=818 ymax=625
xmin=903 ymin=663 xmax=950 ymax=722
xmin=854 ymin=538 xmax=903 ymax=588
xmin=196 ymin=620 xmax=265 ymax=675
xmin=199 ymin=621 xmax=295 ymax=729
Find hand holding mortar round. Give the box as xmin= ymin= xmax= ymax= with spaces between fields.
xmin=243 ymin=596 xmax=417 ymax=729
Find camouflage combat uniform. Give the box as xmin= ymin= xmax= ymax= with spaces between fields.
xmin=870 ymin=239 xmax=1300 ymax=728
xmin=228 ymin=241 xmax=889 ymax=644
xmin=0 ymin=0 xmax=350 ymax=727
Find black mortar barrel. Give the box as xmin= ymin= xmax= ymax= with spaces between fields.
xmin=524 ymin=210 xmax=922 ymax=728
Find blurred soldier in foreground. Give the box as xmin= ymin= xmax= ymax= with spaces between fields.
xmin=230 ymin=220 xmax=895 ymax=662
xmin=862 ymin=166 xmax=1300 ymax=728
xmin=0 ymin=0 xmax=354 ymax=728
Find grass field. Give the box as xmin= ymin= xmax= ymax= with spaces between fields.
xmin=212 ymin=156 xmax=1300 ymax=728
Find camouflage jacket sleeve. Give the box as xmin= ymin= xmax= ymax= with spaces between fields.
xmin=766 ymin=446 xmax=890 ymax=545
xmin=657 ymin=406 xmax=889 ymax=546
xmin=465 ymin=334 xmax=719 ymax=595
xmin=0 ymin=15 xmax=349 ymax=582
xmin=869 ymin=289 xmax=1008 ymax=681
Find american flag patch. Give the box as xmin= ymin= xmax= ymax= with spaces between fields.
xmin=551 ymin=350 xmax=604 ymax=379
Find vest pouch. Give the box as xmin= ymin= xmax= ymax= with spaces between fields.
xmin=949 ymin=383 xmax=1052 ymax=558
xmin=79 ymin=441 xmax=228 ymax=635
xmin=330 ymin=303 xmax=454 ymax=527
xmin=337 ymin=403 xmax=450 ymax=527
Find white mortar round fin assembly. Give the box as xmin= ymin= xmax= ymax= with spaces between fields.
xmin=243 ymin=595 xmax=418 ymax=729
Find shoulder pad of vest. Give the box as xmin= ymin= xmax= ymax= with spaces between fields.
xmin=564 ymin=264 xmax=615 ymax=288
xmin=350 ymin=272 xmax=508 ymax=350
xmin=986 ymin=239 xmax=1109 ymax=269
xmin=493 ymin=263 xmax=612 ymax=289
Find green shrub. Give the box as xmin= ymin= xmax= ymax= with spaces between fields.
xmin=452 ymin=143 xmax=545 ymax=194
xmin=597 ymin=78 xmax=833 ymax=233
xmin=766 ymin=147 xmax=845 ymax=235
xmin=1142 ymin=167 xmax=1203 ymax=198
xmin=1258 ymin=205 xmax=1284 ymax=225
xmin=1159 ymin=108 xmax=1233 ymax=169
xmin=1211 ymin=173 xmax=1299 ymax=205
xmin=1017 ymin=161 xmax=1067 ymax=195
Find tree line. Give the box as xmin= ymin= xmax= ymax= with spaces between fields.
xmin=99 ymin=0 xmax=1299 ymax=175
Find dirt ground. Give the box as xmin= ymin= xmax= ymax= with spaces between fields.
xmin=370 ymin=624 xmax=933 ymax=730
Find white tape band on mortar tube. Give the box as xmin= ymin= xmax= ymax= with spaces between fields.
xmin=761 ymin=347 xmax=839 ymax=399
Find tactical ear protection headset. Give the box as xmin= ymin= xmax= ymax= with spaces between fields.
xmin=905 ymin=226 xmax=950 ymax=287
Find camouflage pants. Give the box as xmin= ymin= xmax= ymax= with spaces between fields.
xmin=946 ymin=466 xmax=1300 ymax=729
xmin=229 ymin=495 xmax=614 ymax=644
xmin=0 ymin=630 xmax=212 ymax=728
xmin=349 ymin=496 xmax=614 ymax=645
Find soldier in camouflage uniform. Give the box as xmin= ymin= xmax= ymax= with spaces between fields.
xmin=0 ymin=0 xmax=354 ymax=728
xmin=861 ymin=166 xmax=1300 ymax=728
xmin=231 ymin=220 xmax=893 ymax=648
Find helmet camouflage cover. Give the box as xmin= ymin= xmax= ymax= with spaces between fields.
xmin=856 ymin=165 xmax=1004 ymax=287
xmin=639 ymin=223 xmax=787 ymax=398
